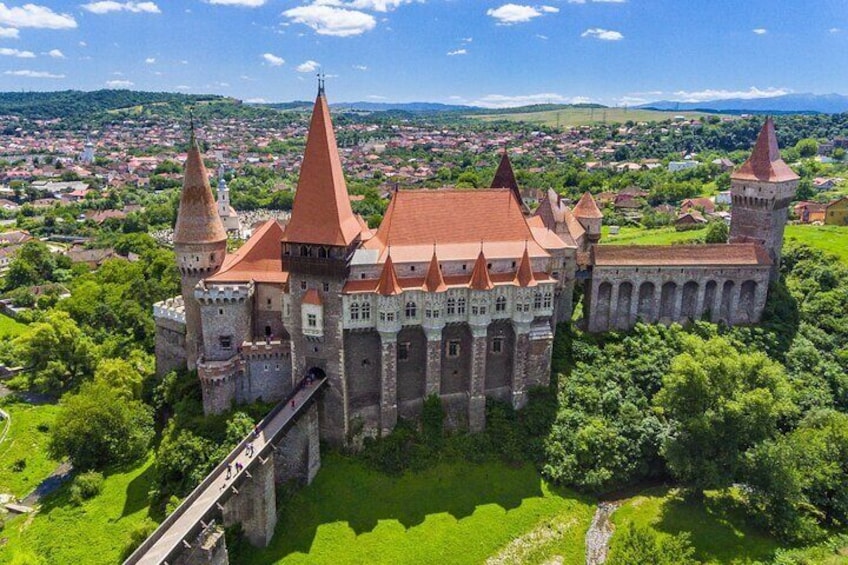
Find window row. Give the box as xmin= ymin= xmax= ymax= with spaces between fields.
xmin=351 ymin=292 xmax=555 ymax=323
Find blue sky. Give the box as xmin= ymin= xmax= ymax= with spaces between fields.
xmin=0 ymin=0 xmax=845 ymax=107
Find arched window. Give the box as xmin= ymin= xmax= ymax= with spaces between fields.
xmin=318 ymin=247 xmax=328 ymax=258
xmin=457 ymin=297 xmax=467 ymax=315
xmin=495 ymin=296 xmax=507 ymax=312
xmin=405 ymin=301 xmax=417 ymax=318
xmin=300 ymin=245 xmax=311 ymax=257
xmin=446 ymin=297 xmax=456 ymax=315
xmin=350 ymin=303 xmax=360 ymax=321
xmin=361 ymin=302 xmax=371 ymax=320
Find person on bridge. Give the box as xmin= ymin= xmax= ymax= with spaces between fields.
xmin=226 ymin=463 xmax=232 ymax=479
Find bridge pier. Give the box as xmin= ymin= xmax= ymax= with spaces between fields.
xmin=222 ymin=453 xmax=277 ymax=548
xmin=305 ymin=401 xmax=321 ymax=484
xmin=274 ymin=402 xmax=321 ymax=485
xmin=173 ymin=526 xmax=228 ymax=565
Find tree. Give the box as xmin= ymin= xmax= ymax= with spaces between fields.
xmin=656 ymin=336 xmax=796 ymax=490
xmin=49 ymin=379 xmax=153 ymax=471
xmin=3 ymin=240 xmax=57 ymax=291
xmin=607 ymin=523 xmax=696 ymax=565
xmin=795 ymin=138 xmax=819 ymax=158
xmin=704 ymin=220 xmax=729 ymax=244
xmin=93 ymin=358 xmax=144 ymax=400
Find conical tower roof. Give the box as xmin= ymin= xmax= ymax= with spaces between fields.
xmin=376 ymin=253 xmax=403 ymax=296
xmin=514 ymin=245 xmax=537 ymax=287
xmin=491 ymin=150 xmax=529 ymax=213
xmin=573 ymin=191 xmax=603 ymax=219
xmin=423 ymin=248 xmax=446 ymax=293
xmin=173 ymin=136 xmax=227 ymax=245
xmin=731 ymin=117 xmax=799 ymax=183
xmin=283 ymin=89 xmax=362 ymax=246
xmin=469 ymin=249 xmax=493 ymax=291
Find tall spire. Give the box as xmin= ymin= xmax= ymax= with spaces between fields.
xmin=491 ymin=149 xmax=529 ymax=214
xmin=173 ymin=134 xmax=226 ymax=245
xmin=283 ymin=87 xmax=361 ymax=246
xmin=731 ymin=117 xmax=799 ymax=183
xmin=376 ymin=253 xmax=403 ymax=296
xmin=469 ymin=249 xmax=493 ymax=291
xmin=514 ymin=245 xmax=537 ymax=287
xmin=423 ymin=247 xmax=447 ymax=293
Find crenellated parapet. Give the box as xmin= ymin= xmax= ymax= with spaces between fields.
xmin=195 ymin=281 xmax=255 ymax=304
xmin=241 ymin=339 xmax=291 ymax=360
xmin=154 ymin=295 xmax=186 ymax=325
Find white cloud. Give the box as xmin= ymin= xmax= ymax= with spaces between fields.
xmin=669 ymin=86 xmax=791 ymax=103
xmin=0 ymin=47 xmax=33 ymax=57
xmin=79 ymin=40 xmax=87 ymax=46
xmin=296 ymin=59 xmax=320 ymax=72
xmin=81 ymin=2 xmax=161 ymax=14
xmin=447 ymin=48 xmax=466 ymax=56
xmin=283 ymin=4 xmax=376 ymax=36
xmin=144 ymin=57 xmax=155 ymax=63
xmin=461 ymin=36 xmax=472 ymax=43
xmin=0 ymin=26 xmax=18 ymax=38
xmin=175 ymin=84 xmax=191 ymax=90
xmin=568 ymin=0 xmax=626 ymax=3
xmin=829 ymin=27 xmax=840 ymax=33
xmin=352 ymin=64 xmax=368 ymax=70
xmin=486 ymin=4 xmax=558 ymax=25
xmin=0 ymin=3 xmax=76 ymax=29
xmin=4 ymin=69 xmax=64 ymax=78
xmin=752 ymin=28 xmax=767 ymax=35
xmin=47 ymin=48 xmax=64 ymax=58
xmin=105 ymin=79 xmax=134 ymax=87
xmin=207 ymin=0 xmax=266 ymax=6
xmin=535 ymin=34 xmax=547 ymax=40
xmin=581 ymin=27 xmax=623 ymax=40
xmin=367 ymin=94 xmax=387 ymax=100
xmin=472 ymin=92 xmax=594 ymax=108
xmin=262 ymin=52 xmax=284 ymax=66
xmin=245 ymin=97 xmax=267 ymax=103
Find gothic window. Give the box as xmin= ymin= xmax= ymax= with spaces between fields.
xmin=318 ymin=247 xmax=328 ymax=258
xmin=300 ymin=245 xmax=311 ymax=257
xmin=457 ymin=297 xmax=467 ymax=315
xmin=405 ymin=301 xmax=417 ymax=318
xmin=362 ymin=303 xmax=371 ymax=320
xmin=496 ymin=296 xmax=507 ymax=312
xmin=534 ymin=292 xmax=543 ymax=309
xmin=446 ymin=298 xmax=456 ymax=315
xmin=398 ymin=342 xmax=410 ymax=361
xmin=219 ymin=336 xmax=232 ymax=350
xmin=447 ymin=340 xmax=461 ymax=357
xmin=307 ymin=314 xmax=317 ymax=328
xmin=350 ymin=303 xmax=360 ymax=321
xmin=492 ymin=337 xmax=504 ymax=354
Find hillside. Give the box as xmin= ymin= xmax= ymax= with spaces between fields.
xmin=471 ymin=106 xmax=721 ymax=128
xmin=640 ymin=93 xmax=848 ymax=114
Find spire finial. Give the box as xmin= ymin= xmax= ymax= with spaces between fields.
xmin=317 ymin=72 xmax=325 ymax=96
xmin=189 ymin=108 xmax=196 ymax=143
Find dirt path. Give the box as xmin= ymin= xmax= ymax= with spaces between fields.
xmin=585 ymin=501 xmax=622 ymax=565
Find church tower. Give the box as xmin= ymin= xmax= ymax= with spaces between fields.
xmin=173 ymin=129 xmax=228 ymax=370
xmin=729 ymin=117 xmax=799 ymax=277
xmin=282 ymin=82 xmax=363 ymax=443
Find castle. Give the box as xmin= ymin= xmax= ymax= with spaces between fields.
xmin=154 ymin=87 xmax=796 ymax=442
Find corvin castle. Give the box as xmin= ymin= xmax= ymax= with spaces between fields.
xmin=154 ymin=87 xmax=796 ymax=442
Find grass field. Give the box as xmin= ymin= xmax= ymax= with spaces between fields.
xmin=239 ymin=453 xmax=595 ymax=565
xmin=472 ymin=108 xmax=720 ymax=128
xmin=0 ymin=400 xmax=60 ymax=498
xmin=0 ymin=313 xmax=26 ymax=338
xmin=611 ymin=487 xmax=783 ymax=564
xmin=0 ymin=455 xmax=156 ymax=564
xmin=601 ymin=226 xmax=704 ymax=246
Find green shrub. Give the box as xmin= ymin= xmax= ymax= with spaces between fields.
xmin=120 ymin=519 xmax=158 ymax=560
xmin=11 ymin=458 xmax=26 ymax=472
xmin=70 ymin=471 xmax=104 ymax=504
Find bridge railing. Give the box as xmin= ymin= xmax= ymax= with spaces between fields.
xmin=123 ymin=376 xmax=326 ymax=565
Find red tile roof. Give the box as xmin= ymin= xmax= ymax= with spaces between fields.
xmin=572 ymin=191 xmax=603 ymax=219
xmin=731 ymin=117 xmax=799 ymax=183
xmin=282 ymin=92 xmax=362 ymax=247
xmin=592 ymin=243 xmax=772 ymax=267
xmin=491 ymin=151 xmax=529 ymax=214
xmin=173 ymin=139 xmax=227 ymax=245
xmin=376 ymin=254 xmax=403 ymax=295
xmin=514 ymin=246 xmax=537 ymax=287
xmin=207 ymin=219 xmax=288 ymax=284
xmin=302 ymin=288 xmax=322 ymax=305
xmin=423 ymin=249 xmax=447 ymax=292
xmin=469 ymin=250 xmax=494 ymax=290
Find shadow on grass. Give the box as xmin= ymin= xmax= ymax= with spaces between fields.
xmin=653 ymin=489 xmax=780 ymax=564
xmin=122 ymin=461 xmax=156 ymax=519
xmin=249 ymin=453 xmax=550 ymax=561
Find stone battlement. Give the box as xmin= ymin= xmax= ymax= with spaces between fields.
xmin=153 ymin=296 xmax=186 ymax=325
xmin=195 ymin=281 xmax=255 ymax=304
xmin=241 ymin=340 xmax=290 ymax=359
xmin=198 ymin=355 xmax=242 ymax=382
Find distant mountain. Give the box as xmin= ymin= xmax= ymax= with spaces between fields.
xmin=640 ymin=93 xmax=848 ymax=114
xmin=332 ymin=101 xmax=478 ymax=112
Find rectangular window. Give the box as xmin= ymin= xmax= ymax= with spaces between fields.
xmin=472 ymin=306 xmax=479 ymax=315
xmin=300 ymin=281 xmax=307 ymax=290
xmin=386 ymin=312 xmax=395 ymax=322
xmin=534 ymin=293 xmax=542 ymax=309
xmin=447 ymin=340 xmax=461 ymax=357
xmin=543 ymin=292 xmax=553 ymax=309
xmin=492 ymin=337 xmax=504 ymax=354
xmin=398 ymin=342 xmax=410 ymax=361
xmin=323 ymin=282 xmax=330 ymax=292
xmin=219 ymin=336 xmax=232 ymax=350
xmin=307 ymin=314 xmax=317 ymax=327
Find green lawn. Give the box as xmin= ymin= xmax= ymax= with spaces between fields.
xmin=611 ymin=487 xmax=783 ymax=564
xmin=0 ymin=400 xmax=60 ymax=498
xmin=0 ymin=313 xmax=26 ymax=339
xmin=785 ymin=224 xmax=848 ymax=264
xmin=0 ymin=455 xmax=157 ymax=565
xmin=240 ymin=453 xmax=595 ymax=565
xmin=601 ymin=226 xmax=704 ymax=246
xmin=472 ymin=108 xmax=720 ymax=128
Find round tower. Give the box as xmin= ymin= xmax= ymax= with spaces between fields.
xmin=573 ymin=191 xmax=603 ymax=244
xmin=174 ymin=132 xmax=228 ymax=370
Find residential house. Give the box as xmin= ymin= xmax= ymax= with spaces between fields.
xmin=825 ymin=198 xmax=848 ymax=226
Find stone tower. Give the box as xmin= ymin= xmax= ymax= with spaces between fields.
xmin=491 ymin=150 xmax=530 ymax=215
xmin=281 ymin=84 xmax=363 ymax=444
xmin=173 ymin=131 xmax=228 ymax=370
xmin=573 ymin=191 xmax=603 ymax=244
xmin=729 ymin=117 xmax=799 ymax=278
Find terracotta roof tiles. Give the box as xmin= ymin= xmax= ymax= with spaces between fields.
xmin=592 ymin=243 xmax=772 ymax=267
xmin=423 ymin=249 xmax=447 ymax=293
xmin=491 ymin=151 xmax=529 ymax=214
xmin=469 ymin=250 xmax=494 ymax=290
xmin=173 ymin=139 xmax=227 ymax=245
xmin=376 ymin=254 xmax=403 ymax=296
xmin=731 ymin=117 xmax=799 ymax=183
xmin=572 ymin=191 xmax=603 ymax=219
xmin=207 ymin=219 xmax=288 ymax=284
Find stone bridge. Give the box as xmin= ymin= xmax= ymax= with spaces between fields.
xmin=124 ymin=376 xmax=327 ymax=565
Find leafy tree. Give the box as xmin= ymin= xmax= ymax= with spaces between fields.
xmin=93 ymin=358 xmax=144 ymax=400
xmin=704 ymin=220 xmax=729 ymax=243
xmin=795 ymin=138 xmax=819 ymax=158
xmin=607 ymin=523 xmax=696 ymax=565
xmin=49 ymin=379 xmax=153 ymax=471
xmin=3 ymin=240 xmax=65 ymax=291
xmin=656 ymin=336 xmax=796 ymax=490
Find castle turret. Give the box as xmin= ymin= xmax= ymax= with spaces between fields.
xmin=174 ymin=130 xmax=227 ymax=370
xmin=491 ymin=150 xmax=530 ymax=215
xmin=573 ymin=191 xmax=603 ymax=243
xmin=729 ymin=117 xmax=799 ymax=278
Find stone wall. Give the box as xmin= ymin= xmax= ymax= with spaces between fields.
xmin=241 ymin=341 xmax=292 ymax=404
xmin=154 ymin=316 xmax=186 ymax=377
